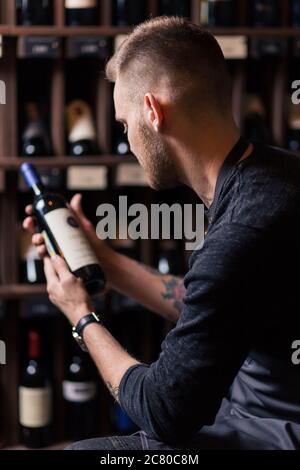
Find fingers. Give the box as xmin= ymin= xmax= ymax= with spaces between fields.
xmin=69 ymin=193 xmax=93 ymax=230
xmin=51 ymin=255 xmax=71 ymax=281
xmin=25 ymin=204 xmax=33 ymax=216
xmin=37 ymin=245 xmax=47 ymax=258
xmin=70 ymin=193 xmax=83 ymax=214
xmin=23 ymin=216 xmax=36 ymax=234
xmin=43 ymin=257 xmax=59 ymax=286
xmin=32 ymin=233 xmax=44 ymax=245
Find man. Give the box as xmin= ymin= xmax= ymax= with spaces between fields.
xmin=23 ymin=17 xmax=300 ymax=450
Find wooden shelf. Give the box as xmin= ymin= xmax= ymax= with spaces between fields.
xmin=0 ymin=155 xmax=136 ymax=170
xmin=0 ymin=284 xmax=47 ymax=299
xmin=206 ymin=27 xmax=300 ymax=37
xmin=0 ymin=25 xmax=132 ymax=36
xmin=0 ymin=25 xmax=300 ymax=37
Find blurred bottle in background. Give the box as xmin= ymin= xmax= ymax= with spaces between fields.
xmin=244 ymin=94 xmax=271 ymax=144
xmin=66 ymin=100 xmax=98 ymax=156
xmin=21 ymin=102 xmax=52 ymax=157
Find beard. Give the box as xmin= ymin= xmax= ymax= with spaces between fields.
xmin=138 ymin=121 xmax=178 ymax=190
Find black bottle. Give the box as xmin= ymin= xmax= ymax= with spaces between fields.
xmin=112 ymin=0 xmax=147 ymax=26
xmin=158 ymin=0 xmax=191 ymax=18
xmin=291 ymin=0 xmax=300 ymax=27
xmin=19 ymin=330 xmax=52 ymax=448
xmin=21 ymin=102 xmax=52 ymax=157
xmin=20 ymin=162 xmax=106 ymax=296
xmin=251 ymin=0 xmax=279 ymax=27
xmin=63 ymin=349 xmax=99 ymax=440
xmin=244 ymin=95 xmax=270 ymax=144
xmin=287 ymin=102 xmax=300 ymax=153
xmin=201 ymin=0 xmax=234 ymax=27
xmin=65 ymin=0 xmax=98 ymax=26
xmin=16 ymin=0 xmax=52 ymax=26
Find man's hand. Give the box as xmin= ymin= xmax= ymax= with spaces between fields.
xmin=44 ymin=255 xmax=93 ymax=325
xmin=23 ymin=193 xmax=104 ymax=259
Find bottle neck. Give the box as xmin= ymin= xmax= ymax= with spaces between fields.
xmin=31 ymin=181 xmax=45 ymax=197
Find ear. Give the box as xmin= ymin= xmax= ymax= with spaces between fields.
xmin=144 ymin=93 xmax=164 ymax=132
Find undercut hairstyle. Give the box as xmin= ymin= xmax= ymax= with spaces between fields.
xmin=105 ymin=16 xmax=232 ymax=116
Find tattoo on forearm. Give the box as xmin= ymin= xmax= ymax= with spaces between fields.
xmin=162 ymin=278 xmax=185 ymax=314
xmin=106 ymin=381 xmax=120 ymax=402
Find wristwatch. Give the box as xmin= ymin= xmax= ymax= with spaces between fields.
xmin=72 ymin=311 xmax=102 ymax=352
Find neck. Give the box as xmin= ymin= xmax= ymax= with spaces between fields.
xmin=173 ymin=117 xmax=249 ymax=207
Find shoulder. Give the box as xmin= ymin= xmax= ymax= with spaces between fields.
xmin=227 ymin=143 xmax=300 ymax=230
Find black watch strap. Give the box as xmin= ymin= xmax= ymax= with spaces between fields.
xmin=72 ymin=312 xmax=102 ymax=352
xmin=75 ymin=312 xmax=101 ymax=335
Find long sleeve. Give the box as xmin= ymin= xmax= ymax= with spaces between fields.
xmin=118 ymin=223 xmax=265 ymax=445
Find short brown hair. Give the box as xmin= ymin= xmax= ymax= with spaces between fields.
xmin=106 ymin=16 xmax=232 ymax=115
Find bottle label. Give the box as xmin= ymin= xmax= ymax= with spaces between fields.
xmin=44 ymin=207 xmax=98 ymax=272
xmin=65 ymin=0 xmax=97 ymax=9
xmin=63 ymin=380 xmax=97 ymax=402
xmin=19 ymin=386 xmax=52 ymax=428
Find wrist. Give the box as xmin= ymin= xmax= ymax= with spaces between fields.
xmin=71 ymin=302 xmax=93 ymax=326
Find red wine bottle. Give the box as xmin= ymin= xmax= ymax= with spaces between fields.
xmin=20 ymin=163 xmax=106 ymax=296
xmin=63 ymin=350 xmax=99 ymax=440
xmin=19 ymin=330 xmax=52 ymax=448
xmin=65 ymin=0 xmax=98 ymax=26
xmin=16 ymin=0 xmax=52 ymax=26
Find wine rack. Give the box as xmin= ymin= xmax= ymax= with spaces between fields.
xmin=0 ymin=0 xmax=299 ymax=449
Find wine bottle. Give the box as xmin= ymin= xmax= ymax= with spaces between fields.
xmin=21 ymin=102 xmax=52 ymax=157
xmin=19 ymin=230 xmax=45 ymax=284
xmin=287 ymin=102 xmax=300 ymax=153
xmin=112 ymin=0 xmax=146 ymax=26
xmin=113 ymin=122 xmax=130 ymax=155
xmin=291 ymin=0 xmax=300 ymax=27
xmin=200 ymin=0 xmax=234 ymax=27
xmin=251 ymin=0 xmax=279 ymax=27
xmin=19 ymin=330 xmax=52 ymax=448
xmin=16 ymin=0 xmax=52 ymax=26
xmin=63 ymin=349 xmax=99 ymax=440
xmin=20 ymin=162 xmax=106 ymax=296
xmin=109 ymin=235 xmax=142 ymax=358
xmin=156 ymin=240 xmax=182 ymax=276
xmin=66 ymin=100 xmax=98 ymax=156
xmin=244 ymin=95 xmax=270 ymax=144
xmin=158 ymin=0 xmax=191 ymax=18
xmin=65 ymin=0 xmax=98 ymax=26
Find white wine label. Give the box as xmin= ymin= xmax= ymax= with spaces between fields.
xmin=67 ymin=166 xmax=107 ymax=190
xmin=63 ymin=380 xmax=97 ymax=402
xmin=65 ymin=0 xmax=97 ymax=9
xmin=215 ymin=36 xmax=248 ymax=60
xmin=115 ymin=163 xmax=149 ymax=187
xmin=19 ymin=386 xmax=52 ymax=428
xmin=44 ymin=207 xmax=99 ymax=272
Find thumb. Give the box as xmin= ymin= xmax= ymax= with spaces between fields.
xmin=69 ymin=194 xmax=93 ymax=230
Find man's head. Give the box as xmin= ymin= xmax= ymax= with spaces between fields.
xmin=106 ymin=16 xmax=232 ymax=190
